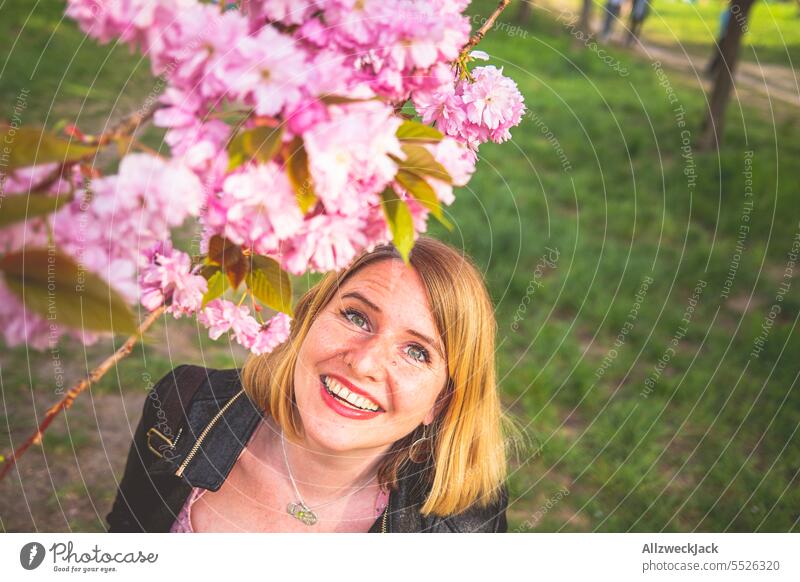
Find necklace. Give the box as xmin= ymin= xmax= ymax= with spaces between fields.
xmin=280 ymin=430 xmax=378 ymax=526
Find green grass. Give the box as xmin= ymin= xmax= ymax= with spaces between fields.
xmin=455 ymin=0 xmax=799 ymax=532
xmin=0 ymin=0 xmax=155 ymax=130
xmin=1 ymin=0 xmax=799 ymax=532
xmin=588 ymin=0 xmax=800 ymax=68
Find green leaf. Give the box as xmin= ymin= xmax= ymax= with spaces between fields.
xmin=395 ymin=170 xmax=453 ymax=231
xmin=394 ymin=144 xmax=452 ymax=184
xmin=198 ymin=263 xmax=220 ymax=280
xmin=205 ymin=235 xmax=247 ymax=289
xmin=227 ymin=125 xmax=284 ymax=171
xmin=0 ymin=193 xmax=72 ymax=227
xmin=227 ymin=131 xmax=248 ymax=171
xmin=249 ymin=126 xmax=284 ymax=164
xmin=379 ymin=189 xmax=414 ymax=264
xmin=245 ymin=255 xmax=293 ymax=316
xmin=0 ymin=125 xmax=98 ymax=170
xmin=202 ymin=270 xmax=229 ymax=307
xmin=0 ymin=249 xmax=137 ymax=335
xmin=396 ymin=120 xmax=443 ymax=143
xmin=285 ymin=137 xmax=317 ymax=214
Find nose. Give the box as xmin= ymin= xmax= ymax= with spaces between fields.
xmin=344 ymin=331 xmax=394 ymax=382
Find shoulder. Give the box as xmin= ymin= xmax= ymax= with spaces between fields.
xmin=146 ymin=366 xmax=242 ymax=417
xmin=393 ymin=462 xmax=509 ymax=533
xmin=437 ymin=485 xmax=509 ymax=533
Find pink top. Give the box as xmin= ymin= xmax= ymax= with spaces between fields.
xmin=170 ymin=485 xmax=390 ymax=533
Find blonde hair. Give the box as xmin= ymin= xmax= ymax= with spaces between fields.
xmin=241 ymin=235 xmax=510 ymax=516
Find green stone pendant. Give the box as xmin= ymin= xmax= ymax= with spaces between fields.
xmin=287 ymin=502 xmax=318 ymax=526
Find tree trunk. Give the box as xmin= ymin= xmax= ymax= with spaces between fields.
xmin=578 ymin=0 xmax=593 ymax=33
xmin=517 ymin=0 xmax=534 ymax=24
xmin=697 ymin=0 xmax=757 ymax=151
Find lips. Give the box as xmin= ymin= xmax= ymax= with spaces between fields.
xmin=319 ymin=375 xmax=385 ymax=420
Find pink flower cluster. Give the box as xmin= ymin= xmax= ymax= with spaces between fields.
xmin=198 ymin=299 xmax=291 ymax=355
xmin=0 ymin=1 xmax=526 ymax=354
xmin=0 ymin=154 xmax=203 ymax=348
xmin=414 ymin=65 xmax=526 ymax=147
xmin=139 ymin=241 xmax=207 ymax=317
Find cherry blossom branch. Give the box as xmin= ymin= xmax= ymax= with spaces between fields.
xmin=91 ymin=99 xmax=161 ymax=147
xmin=0 ymin=305 xmax=166 ymax=481
xmin=459 ymin=0 xmax=513 ymax=59
xmin=23 ymin=100 xmax=162 ymax=193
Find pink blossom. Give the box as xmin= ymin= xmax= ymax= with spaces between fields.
xmin=318 ymin=0 xmax=382 ymax=47
xmin=378 ymin=3 xmax=469 ymax=70
xmin=66 ymin=0 xmax=190 ymax=65
xmin=0 ymin=281 xmax=52 ymax=350
xmin=284 ymin=98 xmax=330 ymax=136
xmin=432 ymin=137 xmax=477 ymax=187
xmin=163 ymin=118 xmax=231 ymax=188
xmin=153 ymin=87 xmax=203 ymax=129
xmin=0 ymin=219 xmax=50 ymax=255
xmin=1 ymin=163 xmax=71 ymax=196
xmin=459 ymin=65 xmax=526 ymax=143
xmin=113 ymin=153 xmax=204 ymax=227
xmin=296 ymin=17 xmax=331 ymax=47
xmin=242 ymin=0 xmax=315 ymax=27
xmin=303 ymin=102 xmax=403 ymax=216
xmin=414 ymin=65 xmax=526 ymax=146
xmin=160 ymin=4 xmax=249 ymax=98
xmin=413 ymin=79 xmax=468 ymax=138
xmin=206 ymin=162 xmax=304 ymax=255
xmin=249 ymin=312 xmax=292 ymax=355
xmin=197 ymin=298 xmax=261 ymax=348
xmin=278 ymin=213 xmax=370 ymax=275
xmin=221 ymin=25 xmax=309 ymax=117
xmin=139 ymin=240 xmax=208 ymax=317
xmin=423 ymin=137 xmax=477 ymax=206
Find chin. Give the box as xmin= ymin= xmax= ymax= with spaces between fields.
xmin=299 ymin=414 xmax=372 ymax=453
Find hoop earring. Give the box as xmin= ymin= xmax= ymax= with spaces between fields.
xmin=408 ymin=423 xmax=433 ymax=464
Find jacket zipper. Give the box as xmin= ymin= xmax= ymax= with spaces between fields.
xmin=174 ymin=389 xmax=245 ymax=478
xmin=172 ymin=426 xmax=184 ymax=449
xmin=381 ymin=496 xmax=389 ymax=533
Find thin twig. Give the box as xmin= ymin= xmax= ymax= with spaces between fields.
xmin=10 ymin=100 xmax=162 ymax=193
xmin=0 ymin=305 xmax=166 ymax=481
xmin=92 ymin=99 xmax=161 ymax=147
xmin=459 ymin=0 xmax=513 ymax=59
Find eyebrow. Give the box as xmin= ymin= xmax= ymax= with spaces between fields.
xmin=341 ymin=291 xmax=444 ymax=359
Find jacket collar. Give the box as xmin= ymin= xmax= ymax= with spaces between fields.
xmin=148 ymin=369 xmax=264 ymax=491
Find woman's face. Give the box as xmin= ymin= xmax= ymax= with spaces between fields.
xmin=293 ymin=258 xmax=449 ymax=456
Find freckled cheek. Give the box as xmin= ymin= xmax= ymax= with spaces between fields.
xmin=300 ymin=321 xmax=347 ymax=361
xmin=390 ymin=380 xmax=439 ymax=416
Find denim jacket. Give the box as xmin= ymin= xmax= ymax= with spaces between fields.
xmin=106 ymin=366 xmax=508 ymax=533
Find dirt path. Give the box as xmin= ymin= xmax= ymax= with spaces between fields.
xmin=636 ymin=40 xmax=799 ymax=108
xmin=0 ymin=389 xmax=145 ymax=532
xmin=536 ymin=0 xmax=799 ymax=108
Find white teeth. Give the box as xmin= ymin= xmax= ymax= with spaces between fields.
xmin=323 ymin=376 xmax=380 ymax=412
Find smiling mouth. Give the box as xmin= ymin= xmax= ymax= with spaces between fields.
xmin=321 ymin=375 xmax=384 ymax=413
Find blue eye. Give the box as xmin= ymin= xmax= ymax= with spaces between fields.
xmin=340 ymin=308 xmax=369 ymax=330
xmin=406 ymin=344 xmax=431 ymax=364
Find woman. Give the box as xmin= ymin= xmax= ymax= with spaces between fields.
xmin=107 ymin=236 xmax=511 ymax=532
